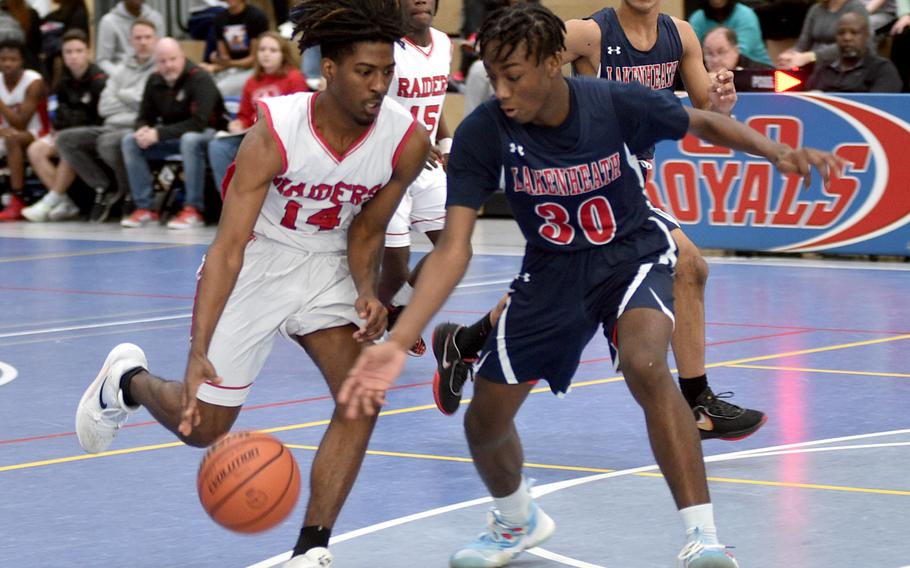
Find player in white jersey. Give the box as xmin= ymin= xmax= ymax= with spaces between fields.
xmin=0 ymin=38 xmax=50 ymax=221
xmin=74 ymin=2 xmax=429 ymax=567
xmin=381 ymin=0 xmax=453 ymax=355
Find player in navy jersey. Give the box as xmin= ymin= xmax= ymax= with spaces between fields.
xmin=429 ymin=0 xmax=765 ymax=444
xmin=340 ymin=4 xmax=838 ymax=567
xmin=73 ymin=2 xmax=429 ymax=568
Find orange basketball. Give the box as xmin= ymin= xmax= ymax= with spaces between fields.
xmin=197 ymin=431 xmax=301 ymax=533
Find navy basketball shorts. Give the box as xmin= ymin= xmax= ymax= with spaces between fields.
xmin=475 ymin=218 xmax=678 ymax=396
xmin=639 ymin=158 xmax=682 ymax=232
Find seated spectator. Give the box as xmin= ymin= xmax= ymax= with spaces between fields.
xmin=778 ymin=0 xmax=872 ymax=68
xmin=96 ymin=0 xmax=165 ymax=74
xmin=703 ymin=26 xmax=774 ymax=71
xmin=890 ymin=0 xmax=909 ymax=90
xmin=4 ymin=0 xmax=41 ymax=72
xmin=199 ymin=0 xmax=269 ymax=96
xmin=39 ymin=0 xmax=89 ymax=80
xmin=208 ymin=30 xmax=306 ymax=191
xmin=55 ymin=18 xmax=157 ymax=222
xmin=806 ymin=12 xmax=902 ymax=90
xmin=120 ymin=37 xmax=226 ymax=229
xmin=187 ymin=0 xmax=227 ymax=64
xmin=22 ymin=29 xmax=105 ymax=222
xmin=0 ymin=38 xmax=48 ymax=221
xmin=689 ymin=0 xmax=773 ymax=64
xmin=861 ymin=0 xmax=898 ymax=35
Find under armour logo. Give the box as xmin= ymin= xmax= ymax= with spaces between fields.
xmin=606 ymin=46 xmax=622 ymax=55
xmin=509 ymin=142 xmax=525 ymax=156
xmin=516 ymin=272 xmax=531 ymax=282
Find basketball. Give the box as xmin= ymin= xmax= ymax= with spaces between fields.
xmin=197 ymin=431 xmax=301 ymax=533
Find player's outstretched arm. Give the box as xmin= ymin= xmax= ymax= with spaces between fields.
xmin=347 ymin=125 xmax=430 ymax=343
xmin=179 ymin=111 xmax=282 ymax=436
xmin=685 ymin=107 xmax=842 ymax=187
xmin=339 ymin=205 xmax=478 ymax=418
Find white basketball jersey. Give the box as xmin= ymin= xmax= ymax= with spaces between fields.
xmin=255 ymin=92 xmax=417 ymax=252
xmin=0 ymin=69 xmax=50 ymax=136
xmin=391 ymin=28 xmax=451 ymax=144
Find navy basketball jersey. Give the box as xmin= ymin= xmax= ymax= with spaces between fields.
xmin=446 ymin=78 xmax=688 ymax=254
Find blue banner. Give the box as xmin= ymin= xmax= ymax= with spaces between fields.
xmin=651 ymin=93 xmax=910 ymax=256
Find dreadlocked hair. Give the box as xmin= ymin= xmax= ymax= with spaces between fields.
xmin=291 ymin=0 xmax=405 ymax=62
xmin=477 ymin=3 xmax=565 ymax=65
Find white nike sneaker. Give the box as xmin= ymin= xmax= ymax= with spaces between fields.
xmin=283 ymin=548 xmax=333 ymax=567
xmin=75 ymin=343 xmax=147 ymax=453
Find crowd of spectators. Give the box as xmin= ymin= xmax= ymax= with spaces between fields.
xmin=0 ymin=0 xmax=906 ymax=226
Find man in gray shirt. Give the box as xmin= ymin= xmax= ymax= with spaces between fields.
xmin=56 ymin=19 xmax=158 ymax=222
xmin=96 ymin=0 xmax=165 ymax=74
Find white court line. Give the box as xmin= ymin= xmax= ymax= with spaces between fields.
xmin=0 ymin=279 xmax=514 ymax=340
xmin=247 ymin=429 xmax=910 ymax=568
xmin=528 ymin=546 xmax=608 ymax=567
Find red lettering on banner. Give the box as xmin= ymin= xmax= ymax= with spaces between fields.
xmin=700 ymin=161 xmax=740 ymax=224
xmin=662 ymin=161 xmax=699 ymax=223
xmin=732 ymin=163 xmax=772 ymax=225
xmin=805 ymin=144 xmax=868 ymax=227
xmin=679 ymin=134 xmax=733 ymax=157
xmin=747 ymin=116 xmax=802 ymax=149
xmin=770 ymin=174 xmax=809 ymax=226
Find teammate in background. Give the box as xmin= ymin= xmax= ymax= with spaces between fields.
xmin=74 ymin=2 xmax=429 ymax=568
xmin=341 ymin=5 xmax=839 ymax=567
xmin=430 ymin=0 xmax=767 ymax=444
xmin=380 ymin=0 xmax=453 ymax=356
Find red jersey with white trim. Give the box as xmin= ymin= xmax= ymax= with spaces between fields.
xmin=391 ymin=27 xmax=451 ymax=144
xmin=255 ymin=92 xmax=417 ymax=252
xmin=0 ymin=69 xmax=50 ymax=137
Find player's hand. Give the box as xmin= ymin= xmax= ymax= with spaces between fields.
xmin=709 ymin=68 xmax=737 ymax=116
xmin=772 ymin=145 xmax=844 ymax=189
xmin=424 ymin=147 xmax=444 ymax=170
xmin=179 ymin=351 xmax=222 ymax=436
xmin=353 ymin=294 xmax=387 ymax=342
xmin=338 ymin=342 xmax=407 ymax=419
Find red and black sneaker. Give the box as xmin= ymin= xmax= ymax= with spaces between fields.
xmin=692 ymin=388 xmax=768 ymax=441
xmin=386 ymin=304 xmax=426 ymax=357
xmin=431 ymin=322 xmax=475 ymax=415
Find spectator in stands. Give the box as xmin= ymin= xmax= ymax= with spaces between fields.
xmin=22 ymin=29 xmax=105 ymax=222
xmin=689 ymin=0 xmax=773 ymax=65
xmin=120 ymin=37 xmax=226 ymax=229
xmin=55 ymin=18 xmax=157 ymax=222
xmin=778 ymin=0 xmax=872 ymax=67
xmin=199 ymin=0 xmax=269 ymax=96
xmin=96 ymin=0 xmax=165 ymax=74
xmin=861 ymin=0 xmax=898 ymax=36
xmin=39 ymin=0 xmax=89 ymax=80
xmin=0 ymin=38 xmax=48 ymax=221
xmin=806 ymin=11 xmax=902 ymax=90
xmin=703 ymin=26 xmax=774 ymax=72
xmin=187 ymin=0 xmax=227 ymax=65
xmin=890 ymin=0 xmax=909 ymax=90
xmin=207 ymin=30 xmax=305 ymax=191
xmin=3 ymin=0 xmax=41 ymax=71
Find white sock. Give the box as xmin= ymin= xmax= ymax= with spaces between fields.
xmin=680 ymin=503 xmax=719 ymax=545
xmin=494 ymin=478 xmax=532 ymax=525
xmin=391 ymin=282 xmax=414 ymax=307
xmin=44 ymin=191 xmax=64 ymax=206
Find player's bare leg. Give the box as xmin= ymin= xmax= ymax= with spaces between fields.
xmin=670 ymin=228 xmax=767 ymax=441
xmin=289 ymin=325 xmax=378 ymax=559
xmin=617 ymin=307 xmax=709 ymax=507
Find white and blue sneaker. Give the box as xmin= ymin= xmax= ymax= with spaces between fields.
xmin=75 ymin=343 xmax=146 ymax=453
xmin=677 ymin=528 xmax=739 ymax=568
xmin=450 ymin=503 xmax=556 ymax=568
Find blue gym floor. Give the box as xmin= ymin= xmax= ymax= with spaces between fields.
xmin=1 ymin=223 xmax=908 ymax=567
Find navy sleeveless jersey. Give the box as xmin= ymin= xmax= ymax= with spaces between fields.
xmin=446 ymin=77 xmax=688 ymax=253
xmin=589 ymin=7 xmax=682 ymax=160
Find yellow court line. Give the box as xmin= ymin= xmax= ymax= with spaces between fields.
xmin=284 ymin=444 xmax=908 ymax=496
xmin=729 ymin=364 xmax=910 ymax=379
xmin=4 ymin=333 xmax=910 ymax=473
xmin=0 ymin=243 xmax=190 ymax=263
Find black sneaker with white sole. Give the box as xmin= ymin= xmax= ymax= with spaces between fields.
xmin=431 ymin=323 xmax=474 ymax=415
xmin=691 ymin=387 xmax=767 ymax=441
